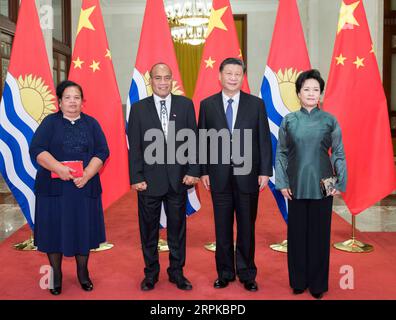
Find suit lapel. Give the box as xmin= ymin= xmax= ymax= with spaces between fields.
xmin=169 ymin=94 xmax=177 ymax=123
xmin=234 ymin=91 xmax=248 ymax=130
xmin=147 ymin=95 xmax=163 ymax=131
xmin=214 ymin=92 xmax=229 ymax=129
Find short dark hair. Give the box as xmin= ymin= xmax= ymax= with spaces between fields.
xmin=56 ymin=80 xmax=84 ymax=100
xmin=219 ymin=57 xmax=246 ymax=74
xmin=295 ymin=69 xmax=325 ymax=94
xmin=149 ymin=62 xmax=173 ymax=78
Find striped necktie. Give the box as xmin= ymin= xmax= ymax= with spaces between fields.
xmin=160 ymin=100 xmax=168 ymax=139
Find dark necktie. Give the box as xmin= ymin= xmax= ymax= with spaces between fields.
xmin=226 ymin=98 xmax=234 ymax=132
xmin=160 ymin=100 xmax=168 ymax=139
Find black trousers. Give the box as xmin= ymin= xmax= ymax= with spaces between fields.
xmin=287 ymin=197 xmax=333 ymax=294
xmin=211 ymin=176 xmax=259 ymax=282
xmin=137 ymin=187 xmax=187 ymax=280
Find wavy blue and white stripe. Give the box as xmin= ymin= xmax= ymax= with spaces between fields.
xmin=126 ymin=69 xmax=201 ymax=228
xmin=0 ymin=73 xmax=38 ymax=229
xmin=260 ymin=66 xmax=289 ymax=223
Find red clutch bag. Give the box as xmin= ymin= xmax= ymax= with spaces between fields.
xmin=51 ymin=161 xmax=84 ymax=179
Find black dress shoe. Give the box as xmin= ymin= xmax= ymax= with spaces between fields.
xmin=49 ymin=286 xmax=62 ymax=295
xmin=214 ymin=276 xmax=235 ymax=289
xmin=293 ymin=288 xmax=305 ymax=295
xmin=311 ymin=292 xmax=324 ymax=299
xmin=243 ymin=280 xmax=258 ymax=292
xmin=80 ymin=279 xmax=94 ymax=291
xmin=169 ymin=276 xmax=192 ymax=291
xmin=141 ymin=277 xmax=158 ymax=291
xmin=214 ymin=278 xmax=229 ymax=289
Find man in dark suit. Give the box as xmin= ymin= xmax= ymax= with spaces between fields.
xmin=198 ymin=58 xmax=272 ymax=292
xmin=128 ymin=63 xmax=199 ymax=291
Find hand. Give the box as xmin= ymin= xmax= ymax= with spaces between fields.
xmin=55 ymin=164 xmax=75 ymax=181
xmin=258 ymin=176 xmax=270 ymax=191
xmin=183 ymin=175 xmax=199 ymax=186
xmin=281 ymin=188 xmax=293 ymax=200
xmin=73 ymin=171 xmax=89 ymax=189
xmin=201 ymin=175 xmax=210 ymax=191
xmin=330 ymin=189 xmax=341 ymax=196
xmin=132 ymin=181 xmax=147 ymax=192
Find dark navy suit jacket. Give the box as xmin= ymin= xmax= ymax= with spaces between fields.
xmin=29 ymin=111 xmax=109 ymax=198
xmin=198 ymin=91 xmax=273 ymax=193
xmin=128 ymin=94 xmax=200 ymax=196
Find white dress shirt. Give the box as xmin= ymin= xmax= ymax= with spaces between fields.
xmin=153 ymin=93 xmax=171 ymax=121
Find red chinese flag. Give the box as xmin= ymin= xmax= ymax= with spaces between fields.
xmin=323 ymin=0 xmax=396 ymax=214
xmin=69 ymin=0 xmax=129 ymax=209
xmin=192 ymin=0 xmax=249 ymax=116
xmin=126 ymin=0 xmax=185 ymax=117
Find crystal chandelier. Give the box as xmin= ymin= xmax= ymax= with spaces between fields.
xmin=165 ymin=0 xmax=212 ymax=46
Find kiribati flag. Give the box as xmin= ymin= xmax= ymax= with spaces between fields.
xmin=0 ymin=0 xmax=57 ymax=229
xmin=126 ymin=0 xmax=200 ymax=227
xmin=260 ymin=0 xmax=310 ymax=222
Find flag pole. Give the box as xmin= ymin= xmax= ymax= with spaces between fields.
xmin=90 ymin=242 xmax=114 ymax=252
xmin=13 ymin=234 xmax=37 ymax=251
xmin=204 ymin=242 xmax=239 ymax=252
xmin=270 ymin=240 xmax=287 ymax=253
xmin=204 ymin=241 xmax=216 ymax=252
xmin=333 ymin=215 xmax=373 ymax=253
xmin=158 ymin=238 xmax=169 ymax=252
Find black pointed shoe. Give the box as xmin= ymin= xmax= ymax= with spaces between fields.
xmin=242 ymin=280 xmax=258 ymax=292
xmin=49 ymin=286 xmax=62 ymax=295
xmin=141 ymin=277 xmax=158 ymax=291
xmin=293 ymin=288 xmax=305 ymax=295
xmin=80 ymin=279 xmax=94 ymax=291
xmin=214 ymin=278 xmax=228 ymax=289
xmin=214 ymin=276 xmax=236 ymax=289
xmin=311 ymin=292 xmax=324 ymax=300
xmin=169 ymin=275 xmax=193 ymax=291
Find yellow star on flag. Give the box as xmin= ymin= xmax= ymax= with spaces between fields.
xmin=105 ymin=49 xmax=112 ymax=60
xmin=238 ymin=49 xmax=243 ymax=58
xmin=72 ymin=57 xmax=84 ymax=69
xmin=335 ymin=53 xmax=347 ymax=65
xmin=77 ymin=6 xmax=96 ymax=36
xmin=89 ymin=60 xmax=100 ymax=73
xmin=205 ymin=57 xmax=216 ymax=69
xmin=337 ymin=1 xmax=360 ymax=34
xmin=353 ymin=56 xmax=365 ymax=69
xmin=370 ymin=44 xmax=375 ymax=54
xmin=205 ymin=6 xmax=228 ymax=38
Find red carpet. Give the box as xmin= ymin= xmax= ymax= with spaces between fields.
xmin=0 ymin=186 xmax=395 ymax=300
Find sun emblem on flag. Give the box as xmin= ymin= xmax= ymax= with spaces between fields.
xmin=143 ymin=71 xmax=184 ymax=96
xmin=276 ymin=68 xmax=302 ymax=112
xmin=17 ymin=75 xmax=57 ymax=124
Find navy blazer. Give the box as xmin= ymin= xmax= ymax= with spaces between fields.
xmin=198 ymin=91 xmax=273 ymax=193
xmin=29 ymin=111 xmax=109 ymax=197
xmin=128 ymin=94 xmax=200 ymax=196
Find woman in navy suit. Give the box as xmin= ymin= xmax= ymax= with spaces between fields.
xmin=30 ymin=80 xmax=109 ymax=295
